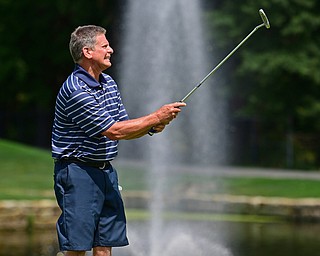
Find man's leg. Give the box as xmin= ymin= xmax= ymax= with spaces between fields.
xmin=93 ymin=246 xmax=112 ymax=256
xmin=65 ymin=251 xmax=86 ymax=256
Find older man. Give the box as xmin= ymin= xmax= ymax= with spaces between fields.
xmin=52 ymin=25 xmax=185 ymax=256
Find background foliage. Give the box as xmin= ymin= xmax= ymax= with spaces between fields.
xmin=0 ymin=0 xmax=123 ymax=146
xmin=206 ymin=0 xmax=320 ymax=169
xmin=0 ymin=0 xmax=319 ymax=169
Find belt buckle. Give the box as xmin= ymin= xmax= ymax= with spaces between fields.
xmin=99 ymin=162 xmax=106 ymax=170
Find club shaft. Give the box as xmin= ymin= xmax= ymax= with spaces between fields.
xmin=181 ymin=23 xmax=265 ymax=102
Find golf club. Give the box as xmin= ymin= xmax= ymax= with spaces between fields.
xmin=148 ymin=9 xmax=270 ymax=136
xmin=180 ymin=9 xmax=270 ymax=102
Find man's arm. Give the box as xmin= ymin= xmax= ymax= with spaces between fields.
xmin=101 ymin=102 xmax=186 ymax=140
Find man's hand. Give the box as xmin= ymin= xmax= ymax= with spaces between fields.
xmin=151 ymin=124 xmax=166 ymax=133
xmin=148 ymin=102 xmax=186 ymax=135
xmin=153 ymin=102 xmax=186 ymax=125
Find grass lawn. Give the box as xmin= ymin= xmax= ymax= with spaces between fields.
xmin=1 ymin=139 xmax=320 ymax=200
xmin=116 ymin=166 xmax=320 ymax=199
xmin=0 ymin=139 xmax=54 ymax=200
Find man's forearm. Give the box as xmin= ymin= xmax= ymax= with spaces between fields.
xmin=101 ymin=114 xmax=159 ymax=140
xmin=122 ymin=127 xmax=151 ymax=140
xmin=101 ymin=102 xmax=186 ymax=140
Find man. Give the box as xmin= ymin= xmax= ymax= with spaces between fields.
xmin=52 ymin=25 xmax=185 ymax=256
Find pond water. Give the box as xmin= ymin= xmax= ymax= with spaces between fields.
xmin=1 ymin=219 xmax=320 ymax=256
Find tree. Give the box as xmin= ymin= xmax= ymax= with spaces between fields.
xmin=206 ymin=0 xmax=320 ymax=169
xmin=0 ymin=0 xmax=123 ymax=147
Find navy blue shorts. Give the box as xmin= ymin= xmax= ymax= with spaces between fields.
xmin=54 ymin=161 xmax=129 ymax=251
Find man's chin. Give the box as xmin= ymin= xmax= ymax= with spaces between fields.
xmin=103 ymin=62 xmax=112 ymax=70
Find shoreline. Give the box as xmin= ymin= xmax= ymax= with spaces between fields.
xmin=2 ymin=192 xmax=320 ymax=231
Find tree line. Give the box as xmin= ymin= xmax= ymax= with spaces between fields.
xmin=207 ymin=0 xmax=320 ymax=169
xmin=0 ymin=0 xmax=319 ymax=169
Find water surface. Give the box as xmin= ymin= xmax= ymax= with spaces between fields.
xmin=2 ymin=220 xmax=320 ymax=256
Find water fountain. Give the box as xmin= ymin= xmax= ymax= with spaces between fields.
xmin=117 ymin=0 xmax=229 ymax=255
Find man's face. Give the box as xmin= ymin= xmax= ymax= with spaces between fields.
xmin=90 ymin=34 xmax=114 ymax=70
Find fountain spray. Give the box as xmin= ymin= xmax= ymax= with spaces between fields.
xmin=181 ymin=9 xmax=270 ymax=102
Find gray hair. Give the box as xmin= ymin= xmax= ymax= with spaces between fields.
xmin=69 ymin=25 xmax=106 ymax=63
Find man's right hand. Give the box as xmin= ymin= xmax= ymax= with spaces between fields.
xmin=153 ymin=102 xmax=186 ymax=125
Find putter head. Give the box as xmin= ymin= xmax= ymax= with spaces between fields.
xmin=259 ymin=9 xmax=270 ymax=29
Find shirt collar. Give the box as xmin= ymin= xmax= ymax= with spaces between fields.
xmin=72 ymin=64 xmax=107 ymax=88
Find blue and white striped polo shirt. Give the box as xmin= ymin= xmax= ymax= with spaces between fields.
xmin=51 ymin=64 xmax=129 ymax=162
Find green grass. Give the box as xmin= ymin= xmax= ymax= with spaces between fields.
xmin=0 ymin=139 xmax=54 ymax=200
xmin=222 ymin=177 xmax=320 ymax=198
xmin=125 ymin=208 xmax=284 ymax=223
xmin=117 ymin=169 xmax=320 ymax=199
xmin=1 ymin=139 xmax=320 ymax=200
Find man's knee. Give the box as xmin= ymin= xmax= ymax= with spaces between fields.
xmin=93 ymin=246 xmax=112 ymax=256
xmin=64 ymin=251 xmax=86 ymax=256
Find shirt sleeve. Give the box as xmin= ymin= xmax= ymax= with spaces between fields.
xmin=117 ymin=91 xmax=129 ymax=121
xmin=66 ymin=89 xmax=116 ymax=137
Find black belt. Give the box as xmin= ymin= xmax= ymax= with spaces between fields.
xmin=55 ymin=158 xmax=110 ymax=170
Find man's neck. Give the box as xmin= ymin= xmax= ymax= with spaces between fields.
xmin=78 ymin=62 xmax=101 ymax=81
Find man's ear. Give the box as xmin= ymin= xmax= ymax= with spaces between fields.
xmin=82 ymin=47 xmax=93 ymax=59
